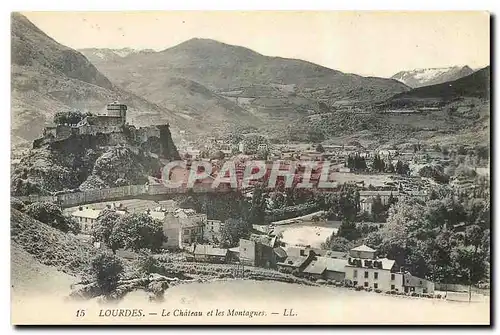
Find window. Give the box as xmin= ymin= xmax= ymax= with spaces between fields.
xmin=391 ymin=285 xmax=395 ymax=290
xmin=391 ymin=274 xmax=395 ymax=281
xmin=85 ymin=218 xmax=88 ymax=223
xmin=364 ymin=282 xmax=368 ymax=287
xmin=364 ymin=271 xmax=369 ymax=278
xmin=419 ymin=280 xmax=423 ymax=285
xmin=374 ymin=272 xmax=378 ymax=280
xmin=374 ymin=283 xmax=378 ymax=289
xmin=353 ymin=270 xmax=358 ymax=278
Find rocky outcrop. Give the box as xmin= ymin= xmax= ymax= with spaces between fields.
xmin=11 ymin=129 xmax=176 ymax=195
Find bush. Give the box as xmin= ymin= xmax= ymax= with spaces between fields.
xmin=355 ymin=286 xmax=364 ymax=291
xmin=24 ymin=201 xmax=80 ymax=234
xmin=137 ymin=254 xmax=165 ymax=275
xmin=90 ymin=252 xmax=124 ymax=294
xmin=374 ymin=289 xmax=382 ymax=293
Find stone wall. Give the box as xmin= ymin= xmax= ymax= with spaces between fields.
xmin=14 ymin=183 xmax=229 ymax=208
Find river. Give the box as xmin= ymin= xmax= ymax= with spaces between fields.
xmin=12 ymin=279 xmax=490 ymax=325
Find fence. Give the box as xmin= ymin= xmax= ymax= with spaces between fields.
xmin=435 ymin=283 xmax=490 ymax=296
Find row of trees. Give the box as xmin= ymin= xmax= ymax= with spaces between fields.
xmin=346 ymin=154 xmax=410 ymax=176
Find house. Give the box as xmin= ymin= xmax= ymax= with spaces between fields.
xmin=239 ymin=234 xmax=278 ymax=268
xmin=186 ymin=244 xmax=229 ymax=263
xmin=402 ymin=273 xmax=435 ymax=294
xmin=203 ymin=219 xmax=225 ymax=244
xmin=302 ymin=256 xmax=348 ymax=281
xmin=360 ymin=197 xmax=374 ymax=215
xmin=273 ymin=247 xmax=288 ymax=263
xmin=162 ymin=209 xmax=206 ymax=250
xmin=344 ymin=244 xmax=404 ymax=292
xmin=277 ymin=249 xmax=317 ymax=273
xmin=285 ymin=247 xmax=348 ymax=260
xmin=359 ymin=191 xmax=399 ymax=206
xmin=71 ymin=207 xmax=101 ymax=233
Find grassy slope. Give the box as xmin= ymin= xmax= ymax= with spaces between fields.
xmin=11 ymin=208 xmax=97 ymax=277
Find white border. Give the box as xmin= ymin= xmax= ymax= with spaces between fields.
xmin=2 ymin=1 xmax=498 ymax=334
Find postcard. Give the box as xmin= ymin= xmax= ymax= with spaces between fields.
xmin=10 ymin=10 xmax=490 ymax=325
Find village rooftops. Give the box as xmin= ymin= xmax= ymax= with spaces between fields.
xmin=303 ymin=256 xmax=348 ymax=275
xmin=249 ymin=234 xmax=277 ymax=248
xmin=346 ymin=257 xmax=396 ymax=271
xmin=359 ymin=191 xmax=399 ymax=197
xmin=72 ymin=207 xmax=101 ymax=219
xmin=149 ymin=211 xmax=166 ymax=221
xmin=325 ymin=250 xmax=349 ymax=259
xmin=350 ymin=244 xmax=376 ymax=253
xmin=278 ymin=255 xmax=309 ymax=268
xmin=273 ymin=247 xmax=287 ymax=259
xmin=192 ymin=244 xmax=228 ymax=257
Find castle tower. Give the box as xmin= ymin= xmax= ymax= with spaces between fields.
xmin=106 ymin=101 xmax=127 ymax=125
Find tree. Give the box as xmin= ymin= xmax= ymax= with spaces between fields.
xmin=246 ymin=184 xmax=267 ymax=225
xmin=372 ymin=195 xmax=385 ymax=222
xmin=316 ymin=144 xmax=325 ymax=153
xmin=90 ymin=252 xmax=124 ymax=294
xmin=220 ymin=218 xmax=251 ymax=248
xmin=337 ymin=219 xmax=360 ymax=241
xmin=137 ymin=252 xmax=165 ymax=275
xmin=109 ymin=213 xmax=165 ymax=252
xmin=92 ymin=209 xmax=121 ymax=249
xmin=24 ymin=201 xmax=80 ymax=234
xmin=418 ymin=165 xmax=450 ymax=184
xmin=53 ymin=110 xmax=89 ymax=125
xmin=372 ymin=154 xmax=385 ymax=172
xmin=322 ymin=235 xmax=353 ymax=252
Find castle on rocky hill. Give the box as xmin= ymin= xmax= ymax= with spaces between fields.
xmin=34 ymin=102 xmax=180 ymax=159
xmin=41 ymin=102 xmax=159 ymax=141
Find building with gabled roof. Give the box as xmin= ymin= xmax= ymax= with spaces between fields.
xmin=186 ymin=244 xmax=229 ymax=263
xmin=344 ymin=245 xmax=434 ymax=294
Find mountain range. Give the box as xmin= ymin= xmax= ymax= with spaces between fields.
xmin=79 ymin=38 xmax=410 ymax=129
xmin=391 ymin=66 xmax=475 ymax=88
xmin=11 ymin=13 xmax=490 ymax=150
xmin=391 ymin=66 xmax=490 ymax=102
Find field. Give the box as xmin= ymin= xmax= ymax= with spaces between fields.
xmin=273 ymin=221 xmax=339 ymax=248
xmin=329 ymin=172 xmax=395 ymax=188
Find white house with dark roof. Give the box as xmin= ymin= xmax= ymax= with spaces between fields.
xmin=345 ymin=244 xmax=403 ymax=292
xmin=71 ymin=207 xmax=101 ymax=233
xmin=344 ymin=244 xmax=434 ymax=293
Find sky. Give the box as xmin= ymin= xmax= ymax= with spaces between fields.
xmin=21 ymin=11 xmax=490 ymax=77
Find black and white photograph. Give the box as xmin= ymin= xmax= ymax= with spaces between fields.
xmin=9 ymin=10 xmax=491 ymax=325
